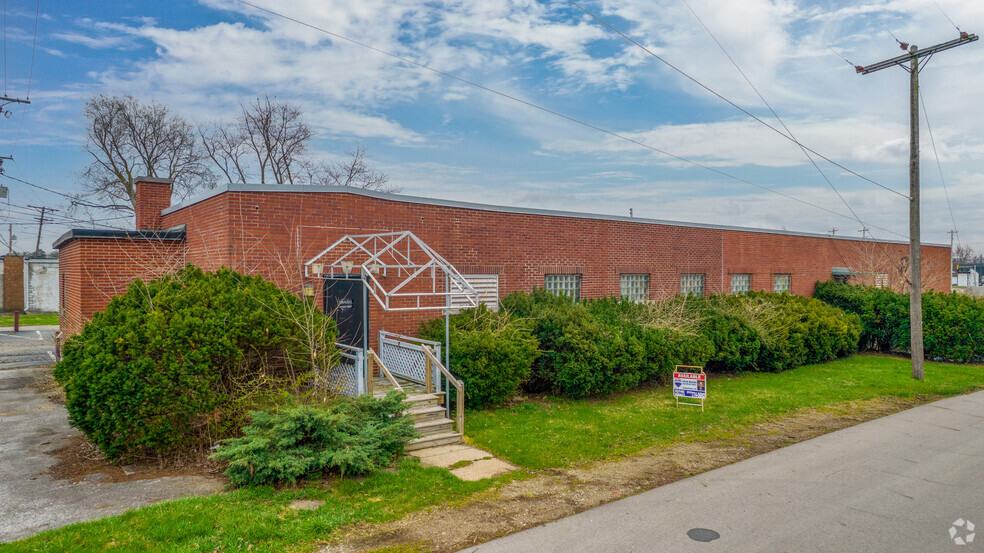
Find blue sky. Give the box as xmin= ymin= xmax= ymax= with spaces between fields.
xmin=1 ymin=0 xmax=983 ymax=254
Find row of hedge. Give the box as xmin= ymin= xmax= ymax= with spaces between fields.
xmin=423 ymin=289 xmax=862 ymax=406
xmin=814 ymin=281 xmax=984 ymax=363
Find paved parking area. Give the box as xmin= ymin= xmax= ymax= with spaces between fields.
xmin=0 ymin=329 xmax=223 ymax=544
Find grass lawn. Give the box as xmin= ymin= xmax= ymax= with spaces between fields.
xmin=466 ymin=355 xmax=984 ymax=468
xmin=0 ymin=459 xmax=496 ymax=553
xmin=0 ymin=313 xmax=59 ymax=326
xmin=4 ymin=355 xmax=983 ymax=552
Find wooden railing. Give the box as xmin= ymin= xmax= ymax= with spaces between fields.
xmin=366 ymin=348 xmax=403 ymax=397
xmin=422 ymin=345 xmax=464 ymax=435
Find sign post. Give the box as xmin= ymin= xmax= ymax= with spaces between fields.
xmin=673 ymin=365 xmax=706 ymax=411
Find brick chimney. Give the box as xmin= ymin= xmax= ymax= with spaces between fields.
xmin=134 ymin=177 xmax=173 ymax=230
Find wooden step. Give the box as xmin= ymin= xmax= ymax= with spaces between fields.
xmin=415 ymin=418 xmax=454 ymax=436
xmin=402 ymin=393 xmax=445 ymax=407
xmin=406 ymin=431 xmax=464 ymax=452
xmin=407 ymin=404 xmax=447 ymax=424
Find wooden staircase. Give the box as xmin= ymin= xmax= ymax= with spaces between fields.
xmin=372 ymin=376 xmax=463 ymax=451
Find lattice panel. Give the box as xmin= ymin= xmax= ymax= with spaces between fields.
xmin=320 ymin=359 xmax=361 ymax=397
xmin=380 ymin=338 xmax=430 ymax=384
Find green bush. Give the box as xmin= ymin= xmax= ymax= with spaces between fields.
xmin=501 ymin=291 xmax=711 ymax=398
xmin=815 ymin=281 xmax=984 ymax=362
xmin=419 ymin=305 xmax=538 ymax=409
xmin=814 ymin=280 xmax=908 ymax=352
xmin=54 ymin=266 xmax=336 ymax=462
xmin=211 ymin=391 xmax=415 ymax=487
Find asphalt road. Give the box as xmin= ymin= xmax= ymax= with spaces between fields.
xmin=0 ymin=328 xmax=222 ymax=544
xmin=458 ymin=391 xmax=984 ymax=553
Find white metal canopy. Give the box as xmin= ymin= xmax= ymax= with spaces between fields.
xmin=304 ymin=231 xmax=478 ymax=312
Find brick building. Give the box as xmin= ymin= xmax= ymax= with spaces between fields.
xmin=54 ymin=178 xmax=952 ymax=341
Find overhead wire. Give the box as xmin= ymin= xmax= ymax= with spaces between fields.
xmin=932 ymin=0 xmax=962 ymax=33
xmin=2 ymin=0 xmax=6 ymax=96
xmin=920 ymin=91 xmax=959 ymax=249
xmin=566 ymin=0 xmax=909 ymax=200
xmin=680 ymin=0 xmax=880 ymax=239
xmin=230 ymin=0 xmax=905 ymax=236
xmin=9 ymin=0 xmax=40 ymax=157
xmin=826 ymin=44 xmax=860 ymax=68
xmin=879 ymin=21 xmax=908 ymax=50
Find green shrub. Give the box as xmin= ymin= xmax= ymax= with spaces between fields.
xmin=815 ymin=281 xmax=984 ymax=362
xmin=54 ymin=266 xmax=336 ymax=462
xmin=501 ymin=291 xmax=711 ymax=398
xmin=814 ymin=280 xmax=908 ymax=352
xmin=419 ymin=305 xmax=538 ymax=409
xmin=211 ymin=391 xmax=415 ymax=487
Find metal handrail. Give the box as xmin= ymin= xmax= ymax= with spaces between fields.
xmin=422 ymin=345 xmax=464 ymax=435
xmin=367 ymin=348 xmax=403 ymax=395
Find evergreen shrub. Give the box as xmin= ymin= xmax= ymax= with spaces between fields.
xmin=419 ymin=304 xmax=538 ymax=409
xmin=211 ymin=391 xmax=415 ymax=487
xmin=815 ymin=280 xmax=984 ymax=362
xmin=54 ymin=266 xmax=336 ymax=461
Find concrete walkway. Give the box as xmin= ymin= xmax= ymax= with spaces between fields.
xmin=458 ymin=391 xmax=984 ymax=553
xmin=409 ymin=443 xmax=516 ymax=481
xmin=0 ymin=332 xmax=222 ymax=544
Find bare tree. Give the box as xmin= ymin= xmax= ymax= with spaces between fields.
xmin=202 ymin=96 xmax=399 ymax=192
xmin=954 ymin=244 xmax=975 ymax=264
xmin=81 ymin=94 xmax=212 ymax=211
xmin=307 ymin=144 xmax=399 ymax=193
xmin=201 ymin=95 xmax=312 ymax=185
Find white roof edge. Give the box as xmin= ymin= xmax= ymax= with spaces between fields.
xmin=161 ymin=183 xmax=949 ymax=248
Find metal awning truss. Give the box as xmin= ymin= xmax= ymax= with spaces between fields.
xmin=305 ymin=231 xmax=478 ymax=312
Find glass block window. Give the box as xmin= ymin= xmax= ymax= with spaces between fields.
xmin=545 ymin=274 xmax=581 ymax=300
xmin=731 ymin=273 xmax=752 ymax=294
xmin=620 ymin=274 xmax=650 ymax=302
xmin=774 ymin=273 xmax=792 ymax=293
xmin=680 ymin=273 xmax=705 ymax=296
xmin=875 ymin=273 xmax=889 ymax=288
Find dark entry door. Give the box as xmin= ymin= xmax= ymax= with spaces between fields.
xmin=323 ymin=276 xmax=368 ymax=350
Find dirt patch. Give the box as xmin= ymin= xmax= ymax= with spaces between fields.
xmin=323 ymin=395 xmax=927 ymax=553
xmin=46 ymin=434 xmax=224 ymax=484
xmin=29 ymin=365 xmax=65 ymax=404
xmin=30 ymin=366 xmax=224 ymax=485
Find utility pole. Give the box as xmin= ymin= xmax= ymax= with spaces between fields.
xmin=858 ymin=228 xmax=869 ymax=239
xmin=27 ymin=205 xmax=58 ymax=257
xmin=0 ymin=96 xmax=30 ymax=119
xmin=7 ymin=223 xmax=12 ymax=254
xmin=858 ymin=31 xmax=978 ymax=381
xmin=829 ymin=228 xmax=838 ymax=236
xmin=948 ymin=229 xmax=958 ymax=248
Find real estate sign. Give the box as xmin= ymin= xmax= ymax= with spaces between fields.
xmin=673 ymin=365 xmax=706 ymax=411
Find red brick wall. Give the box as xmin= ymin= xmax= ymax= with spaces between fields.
xmin=134 ymin=178 xmax=173 ymax=230
xmin=160 ymin=189 xmax=950 ymax=345
xmin=59 ymin=187 xmax=952 ymax=341
xmin=3 ymin=255 xmax=25 ymax=312
xmin=57 ymin=237 xmax=185 ymax=337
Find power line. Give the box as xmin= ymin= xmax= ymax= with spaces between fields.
xmin=879 ymin=21 xmax=909 ymax=51
xmin=681 ymin=0 xmax=876 ymax=238
xmin=920 ymin=91 xmax=959 ymax=248
xmin=2 ymin=0 xmax=6 ymax=96
xmin=11 ymin=0 xmax=41 ymax=157
xmin=566 ymin=0 xmax=909 ymax=200
xmin=932 ymin=0 xmax=962 ymax=33
xmin=230 ymin=0 xmax=906 ymax=237
xmin=25 ymin=0 xmax=37 ymax=99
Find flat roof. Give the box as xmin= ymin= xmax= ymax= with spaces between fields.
xmin=52 ymin=226 xmax=186 ymax=250
xmin=162 ymin=184 xmax=947 ymax=248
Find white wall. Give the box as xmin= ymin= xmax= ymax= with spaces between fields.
xmin=25 ymin=259 xmax=58 ymax=312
